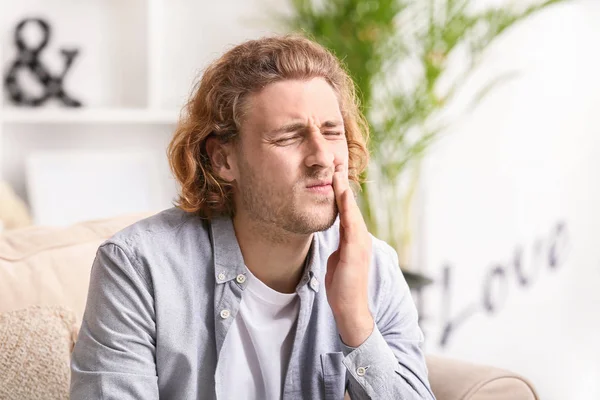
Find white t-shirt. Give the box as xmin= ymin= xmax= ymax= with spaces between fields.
xmin=220 ymin=269 xmax=300 ymax=399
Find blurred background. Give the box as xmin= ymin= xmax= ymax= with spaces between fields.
xmin=1 ymin=0 xmax=599 ymax=399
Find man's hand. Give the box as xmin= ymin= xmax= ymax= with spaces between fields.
xmin=325 ymin=164 xmax=374 ymax=348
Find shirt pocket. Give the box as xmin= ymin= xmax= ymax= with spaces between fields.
xmin=320 ymin=352 xmax=347 ymax=400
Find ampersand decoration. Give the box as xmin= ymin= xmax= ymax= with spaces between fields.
xmin=3 ymin=18 xmax=82 ymax=107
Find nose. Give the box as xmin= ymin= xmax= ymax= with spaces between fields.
xmin=304 ymin=128 xmax=335 ymax=169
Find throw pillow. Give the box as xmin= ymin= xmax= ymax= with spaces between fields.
xmin=0 ymin=305 xmax=76 ymax=400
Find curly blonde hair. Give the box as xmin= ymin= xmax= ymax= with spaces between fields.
xmin=167 ymin=35 xmax=369 ymax=218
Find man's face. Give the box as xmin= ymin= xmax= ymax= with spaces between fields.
xmin=229 ymin=77 xmax=348 ymax=234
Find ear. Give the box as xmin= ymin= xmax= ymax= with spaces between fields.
xmin=205 ymin=136 xmax=237 ymax=182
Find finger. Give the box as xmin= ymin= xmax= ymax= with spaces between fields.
xmin=333 ymin=165 xmax=364 ymax=236
xmin=340 ymin=190 xmax=359 ymax=239
xmin=332 ymin=165 xmax=352 ymax=233
xmin=332 ymin=164 xmax=350 ymax=212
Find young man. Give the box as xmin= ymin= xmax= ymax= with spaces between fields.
xmin=71 ymin=35 xmax=435 ymax=400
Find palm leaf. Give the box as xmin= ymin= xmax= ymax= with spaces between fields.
xmin=278 ymin=0 xmax=567 ymax=284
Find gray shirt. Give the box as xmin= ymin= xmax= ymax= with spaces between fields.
xmin=70 ymin=207 xmax=435 ymax=399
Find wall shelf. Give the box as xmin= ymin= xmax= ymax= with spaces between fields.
xmin=2 ymin=108 xmax=180 ymax=125
xmin=0 ymin=0 xmax=284 ymax=222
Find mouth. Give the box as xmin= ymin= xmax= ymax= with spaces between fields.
xmin=306 ymin=181 xmax=333 ymax=194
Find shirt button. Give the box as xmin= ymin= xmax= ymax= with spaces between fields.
xmin=220 ymin=309 xmax=230 ymax=319
xmin=217 ymin=273 xmax=226 ymax=281
xmin=356 ymin=367 xmax=367 ymax=376
xmin=310 ymin=277 xmax=319 ymax=290
xmin=236 ymin=274 xmax=246 ymax=284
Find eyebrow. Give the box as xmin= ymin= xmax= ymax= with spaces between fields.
xmin=268 ymin=120 xmax=344 ymax=136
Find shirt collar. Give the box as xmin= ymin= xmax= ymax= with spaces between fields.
xmin=210 ymin=216 xmax=247 ymax=285
xmin=299 ymin=234 xmax=321 ymax=292
xmin=209 ymin=216 xmax=323 ymax=292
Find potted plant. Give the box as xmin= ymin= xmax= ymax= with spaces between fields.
xmin=279 ymin=0 xmax=565 ymax=288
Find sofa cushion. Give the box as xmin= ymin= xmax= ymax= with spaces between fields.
xmin=0 ymin=213 xmax=152 ymax=324
xmin=0 ymin=305 xmax=77 ymax=400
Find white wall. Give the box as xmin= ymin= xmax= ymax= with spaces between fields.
xmin=419 ymin=1 xmax=600 ymax=399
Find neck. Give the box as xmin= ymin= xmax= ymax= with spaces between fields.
xmin=232 ymin=212 xmax=312 ymax=294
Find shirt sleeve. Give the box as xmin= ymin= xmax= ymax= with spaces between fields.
xmin=340 ymin=244 xmax=436 ymax=400
xmin=70 ymin=242 xmax=159 ymax=400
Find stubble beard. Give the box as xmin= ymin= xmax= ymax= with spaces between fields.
xmin=237 ymin=162 xmax=338 ymax=236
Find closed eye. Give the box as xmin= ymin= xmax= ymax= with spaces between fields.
xmin=275 ymin=135 xmax=302 ymax=145
xmin=324 ymin=131 xmax=343 ymax=138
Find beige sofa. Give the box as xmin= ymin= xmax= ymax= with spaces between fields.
xmin=0 ymin=213 xmax=539 ymax=399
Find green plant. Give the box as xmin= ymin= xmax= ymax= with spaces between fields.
xmin=279 ymin=0 xmax=565 ymax=283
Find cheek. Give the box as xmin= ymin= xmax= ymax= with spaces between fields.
xmin=333 ymin=142 xmax=350 ymax=166
xmin=258 ymin=152 xmax=299 ymax=183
